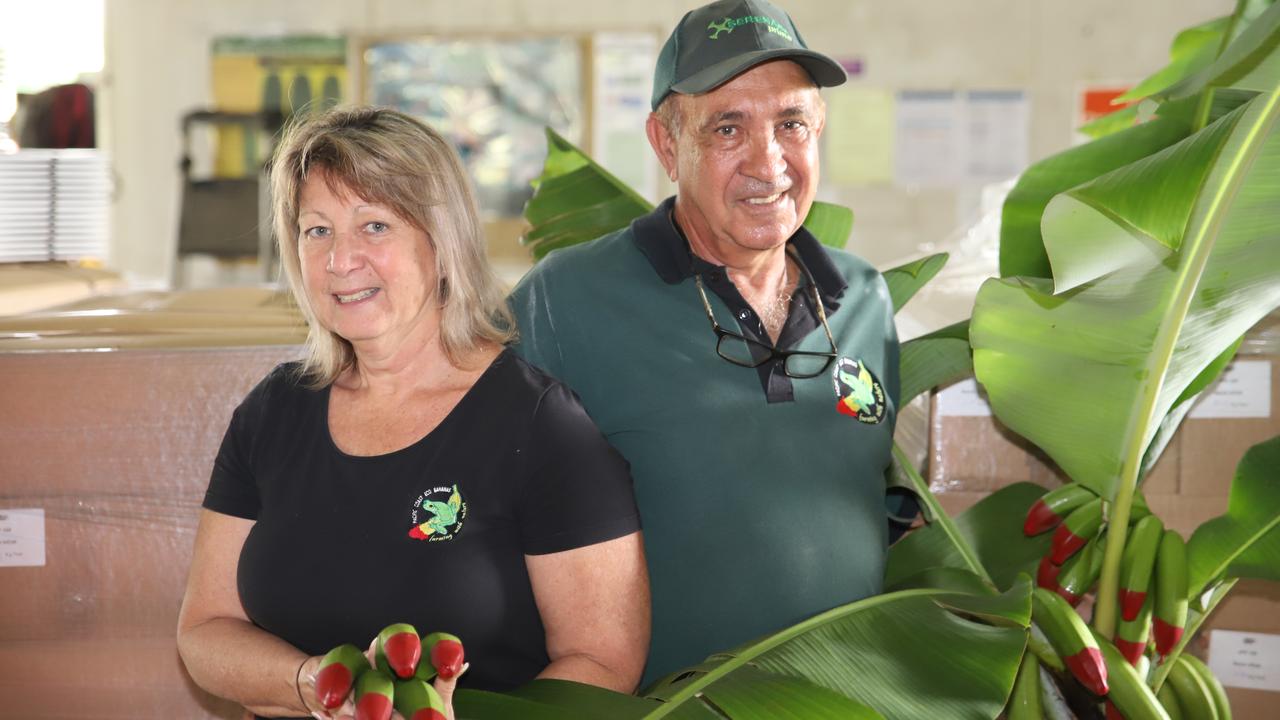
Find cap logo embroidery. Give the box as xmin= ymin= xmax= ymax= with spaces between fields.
xmin=705 ymin=15 xmax=794 ymax=42
xmin=707 ymin=18 xmax=734 ymax=39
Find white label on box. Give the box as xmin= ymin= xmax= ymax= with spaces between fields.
xmin=935 ymin=378 xmax=994 ymax=417
xmin=1189 ymin=360 xmax=1271 ymax=419
xmin=0 ymin=508 xmax=46 ymax=567
xmin=1209 ymin=629 xmax=1280 ymax=692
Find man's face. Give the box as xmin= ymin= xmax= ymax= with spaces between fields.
xmin=650 ymin=60 xmax=825 ymax=262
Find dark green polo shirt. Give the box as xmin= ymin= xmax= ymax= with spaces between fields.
xmin=509 ymin=197 xmax=900 ymax=687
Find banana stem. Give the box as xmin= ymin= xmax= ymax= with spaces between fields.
xmin=1093 ymin=457 xmax=1140 ymax=639
xmin=890 ymin=442 xmax=993 ymax=586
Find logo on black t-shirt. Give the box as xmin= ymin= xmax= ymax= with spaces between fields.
xmin=833 ymin=357 xmax=886 ymax=424
xmin=408 ymin=484 xmax=467 ymax=542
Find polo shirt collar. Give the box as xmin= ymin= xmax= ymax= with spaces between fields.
xmin=632 ymin=196 xmax=848 ymax=306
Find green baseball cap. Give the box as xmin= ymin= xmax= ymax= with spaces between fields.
xmin=651 ymin=0 xmax=847 ymax=110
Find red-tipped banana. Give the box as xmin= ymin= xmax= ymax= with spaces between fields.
xmin=1025 ymin=484 xmax=1097 ymax=536
xmin=1056 ymin=533 xmax=1105 ymax=606
xmin=1096 ymin=634 xmax=1170 ymax=720
xmin=1119 ymin=514 xmax=1164 ymax=622
xmin=1037 ymin=555 xmax=1062 ymax=591
xmin=1032 ymin=588 xmax=1108 ymax=696
xmin=424 ymin=631 xmax=466 ymax=680
xmin=394 ymin=678 xmax=448 ymax=720
xmin=375 ymin=622 xmax=422 ymax=680
xmin=354 ymin=668 xmax=395 ymax=720
xmin=1153 ymin=530 xmax=1188 ymax=657
xmin=1050 ymin=498 xmax=1104 ymax=565
xmin=314 ymin=644 xmax=372 ymax=711
xmin=1115 ymin=594 xmax=1154 ymax=666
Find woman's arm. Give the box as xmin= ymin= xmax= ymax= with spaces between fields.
xmin=177 ymin=509 xmax=317 ymax=718
xmin=525 ymin=531 xmax=650 ymax=693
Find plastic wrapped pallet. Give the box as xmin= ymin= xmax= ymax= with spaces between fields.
xmin=0 ymin=290 xmax=302 ymax=718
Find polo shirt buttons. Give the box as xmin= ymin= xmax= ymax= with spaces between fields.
xmin=737 ymin=309 xmax=750 ymax=320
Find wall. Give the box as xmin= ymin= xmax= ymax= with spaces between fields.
xmin=101 ymin=0 xmax=1231 ymax=284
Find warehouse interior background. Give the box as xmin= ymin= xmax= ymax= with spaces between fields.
xmin=0 ymin=0 xmax=1229 ymax=293
xmin=3 ymin=1 xmax=1279 ymax=718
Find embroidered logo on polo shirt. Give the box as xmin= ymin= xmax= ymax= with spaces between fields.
xmin=408 ymin=484 xmax=466 ymax=542
xmin=833 ymin=357 xmax=886 ymax=424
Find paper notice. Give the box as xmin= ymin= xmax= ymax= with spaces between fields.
xmin=0 ymin=508 xmax=46 ymax=567
xmin=1189 ymin=360 xmax=1272 ymax=419
xmin=1209 ymin=629 xmax=1280 ymax=691
xmin=935 ymin=378 xmax=994 ymax=417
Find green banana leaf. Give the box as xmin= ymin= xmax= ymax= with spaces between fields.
xmin=883 ymin=253 xmax=949 ymax=313
xmin=455 ymin=583 xmax=1031 ymax=720
xmin=886 ymin=482 xmax=1053 ymax=592
xmin=898 ymin=320 xmax=972 ymax=407
xmin=998 ymin=106 xmax=1196 ymax=278
xmin=1114 ymin=17 xmax=1231 ymax=103
xmin=1160 ymin=0 xmax=1280 ymax=102
xmin=1185 ymin=435 xmax=1280 ymax=594
xmin=522 ymin=128 xmax=861 ymax=259
xmin=972 ymin=85 xmax=1280 ymax=503
xmin=645 ymin=581 xmax=1031 ymax=720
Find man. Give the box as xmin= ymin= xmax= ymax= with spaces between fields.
xmin=509 ymin=0 xmax=899 ymax=687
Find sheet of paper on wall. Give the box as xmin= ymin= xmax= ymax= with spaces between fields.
xmin=0 ymin=508 xmax=45 ymax=567
xmin=593 ymin=33 xmax=659 ymax=203
xmin=1209 ymin=629 xmax=1280 ymax=691
xmin=965 ymin=90 xmax=1028 ymax=184
xmin=895 ymin=90 xmax=963 ymax=188
xmin=824 ymin=85 xmax=895 ymax=186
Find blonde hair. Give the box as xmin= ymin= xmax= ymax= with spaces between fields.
xmin=270 ymin=106 xmax=515 ymax=388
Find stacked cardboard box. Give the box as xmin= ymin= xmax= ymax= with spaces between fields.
xmin=926 ymin=317 xmax=1280 ymax=717
xmin=0 ymin=346 xmax=299 ymax=718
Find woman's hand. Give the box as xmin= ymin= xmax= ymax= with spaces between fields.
xmin=301 ymin=639 xmax=467 ymax=720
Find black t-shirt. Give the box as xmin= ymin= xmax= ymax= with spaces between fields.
xmin=203 ymin=349 xmax=640 ymax=710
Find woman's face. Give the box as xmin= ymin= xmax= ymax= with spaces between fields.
xmin=296 ymin=171 xmax=440 ymax=353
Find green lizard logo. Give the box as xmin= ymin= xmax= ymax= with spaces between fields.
xmin=834 ymin=358 xmax=886 ymax=423
xmin=707 ymin=17 xmax=734 ymax=39
xmin=408 ymin=485 xmax=464 ymax=540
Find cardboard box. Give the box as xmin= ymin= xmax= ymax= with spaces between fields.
xmin=1202 ymin=580 xmax=1280 ymax=720
xmin=0 ymin=346 xmax=299 ymax=718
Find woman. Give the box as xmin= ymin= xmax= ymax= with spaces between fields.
xmin=177 ymin=106 xmax=649 ymax=719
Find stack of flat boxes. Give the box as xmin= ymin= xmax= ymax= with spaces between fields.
xmin=926 ymin=315 xmax=1280 ymax=718
xmin=0 ymin=347 xmax=298 ymax=719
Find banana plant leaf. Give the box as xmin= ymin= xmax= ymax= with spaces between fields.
xmin=522 ymin=128 xmax=860 ymax=259
xmin=972 ymin=85 xmax=1280 ymax=503
xmin=898 ymin=320 xmax=972 ymax=407
xmin=455 ymin=583 xmax=1031 ymax=720
xmin=998 ymin=106 xmax=1196 ymax=278
xmin=1160 ymin=0 xmax=1280 ymax=102
xmin=645 ymin=581 xmax=1031 ymax=720
xmin=1114 ymin=17 xmax=1231 ymax=103
xmin=883 ymin=253 xmax=949 ymax=313
xmin=886 ymin=482 xmax=1053 ymax=592
xmin=1185 ymin=435 xmax=1280 ymax=594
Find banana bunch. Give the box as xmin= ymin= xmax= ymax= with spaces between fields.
xmin=314 ymin=623 xmax=465 ymax=720
xmin=1023 ymin=484 xmax=1187 ymax=661
xmin=1021 ymin=484 xmax=1231 ymax=720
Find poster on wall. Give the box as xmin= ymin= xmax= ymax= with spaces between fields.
xmin=893 ymin=89 xmax=1028 ymax=188
xmin=363 ymin=35 xmax=585 ymax=220
xmin=824 ymin=85 xmax=895 ymax=186
xmin=592 ymin=32 xmax=659 ymax=203
xmin=210 ymin=36 xmax=348 ymax=177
